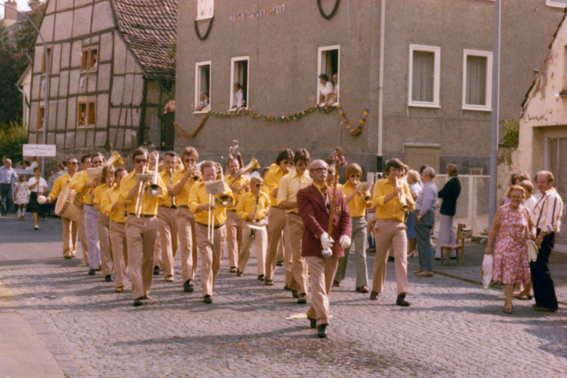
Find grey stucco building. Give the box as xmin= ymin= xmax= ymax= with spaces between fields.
xmin=176 ymin=0 xmax=565 ymax=174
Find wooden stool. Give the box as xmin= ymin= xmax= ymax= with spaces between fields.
xmin=440 ymin=223 xmax=472 ymax=265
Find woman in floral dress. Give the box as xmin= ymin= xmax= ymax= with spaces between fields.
xmin=485 ymin=185 xmax=535 ymax=313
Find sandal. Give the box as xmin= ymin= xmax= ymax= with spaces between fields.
xmin=513 ymin=293 xmax=532 ymax=300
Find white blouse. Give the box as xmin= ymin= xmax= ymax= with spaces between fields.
xmin=28 ymin=177 xmax=48 ymax=193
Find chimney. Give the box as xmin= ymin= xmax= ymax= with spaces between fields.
xmin=4 ymin=0 xmax=18 ymax=23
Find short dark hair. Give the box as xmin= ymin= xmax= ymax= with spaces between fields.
xmin=81 ymin=155 xmax=91 ymax=163
xmin=319 ymin=73 xmax=329 ymax=81
xmin=275 ymin=149 xmax=294 ymax=165
xmin=91 ymin=152 xmax=104 ymax=161
xmin=164 ymin=151 xmax=178 ymax=159
xmin=385 ymin=158 xmax=404 ymax=174
xmin=114 ymin=166 xmax=127 ymax=178
xmin=132 ymin=147 xmax=149 ymax=160
xmin=294 ymin=149 xmax=311 ymax=165
xmin=200 ymin=160 xmax=216 ymax=174
xmin=419 ymin=164 xmax=430 ymax=175
xmin=181 ymin=147 xmax=199 ymax=161
xmin=23 ymin=160 xmax=30 ymax=166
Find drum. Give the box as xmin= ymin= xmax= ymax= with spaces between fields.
xmin=55 ymin=185 xmax=79 ymax=221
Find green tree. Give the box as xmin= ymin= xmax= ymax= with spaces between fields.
xmin=0 ymin=121 xmax=28 ymax=162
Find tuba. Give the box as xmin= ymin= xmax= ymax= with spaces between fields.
xmin=107 ymin=150 xmax=125 ymax=168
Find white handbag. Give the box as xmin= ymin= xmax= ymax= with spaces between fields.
xmin=481 ymin=254 xmax=493 ymax=289
xmin=526 ymin=240 xmax=538 ymax=262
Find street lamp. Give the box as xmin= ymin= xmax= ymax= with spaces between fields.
xmin=1 ymin=3 xmax=49 ymax=177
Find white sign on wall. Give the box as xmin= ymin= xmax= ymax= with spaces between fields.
xmin=197 ymin=0 xmax=214 ymax=20
xmin=23 ymin=144 xmax=57 ymax=157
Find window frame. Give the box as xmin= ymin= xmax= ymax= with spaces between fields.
xmin=462 ymin=49 xmax=493 ymax=112
xmin=41 ymin=46 xmax=52 ymax=75
xmin=194 ymin=61 xmax=212 ymax=114
xmin=229 ymin=56 xmax=249 ymax=111
xmin=408 ymin=44 xmax=441 ymax=108
xmin=81 ymin=46 xmax=99 ymax=73
xmin=317 ymin=45 xmax=340 ymax=106
xmin=38 ymin=105 xmax=45 ymax=131
xmin=196 ymin=0 xmax=214 ymax=20
xmin=77 ymin=100 xmax=96 ymax=128
xmin=546 ymin=0 xmax=567 ymax=8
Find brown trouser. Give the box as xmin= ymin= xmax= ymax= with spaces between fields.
xmin=177 ymin=207 xmax=198 ymax=283
xmin=158 ymin=206 xmax=179 ymax=278
xmin=286 ymin=213 xmax=307 ymax=294
xmin=98 ymin=213 xmax=113 ymax=277
xmin=238 ymin=223 xmax=267 ymax=275
xmin=109 ymin=221 xmax=128 ymax=289
xmin=226 ymin=210 xmax=243 ymax=268
xmin=126 ymin=214 xmax=157 ymax=300
xmin=77 ymin=206 xmax=89 ymax=264
xmin=153 ymin=228 xmax=162 ymax=269
xmin=372 ymin=219 xmax=408 ymax=295
xmin=195 ymin=223 xmax=226 ymax=296
xmin=61 ymin=217 xmax=78 ymax=258
xmin=306 ymin=256 xmax=339 ymax=326
xmin=265 ymin=207 xmax=293 ymax=282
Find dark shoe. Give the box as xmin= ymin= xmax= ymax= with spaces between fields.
xmin=153 ymin=266 xmax=160 ymax=275
xmin=396 ymin=293 xmax=410 ymax=307
xmin=236 ymin=270 xmax=243 ymax=277
xmin=332 ymin=280 xmax=342 ymax=287
xmin=276 ymin=260 xmax=283 ymax=266
xmin=141 ymin=295 xmax=151 ymax=300
xmin=63 ymin=256 xmax=72 ymax=260
xmin=283 ymin=285 xmax=292 ymax=291
xmin=203 ymin=295 xmax=213 ymax=304
xmin=133 ymin=298 xmax=143 ymax=307
xmin=356 ymin=286 xmax=370 ymax=293
xmin=229 ymin=266 xmax=237 ymax=273
xmin=317 ymin=324 xmax=327 ymax=338
xmin=298 ymin=294 xmax=307 ymax=304
xmin=388 ymin=256 xmax=395 ymax=262
xmin=258 ymin=274 xmax=265 ymax=281
xmin=370 ymin=291 xmax=379 ymax=300
xmin=291 ymin=290 xmax=299 ymax=299
xmin=183 ymin=280 xmax=194 ymax=293
xmin=308 ymin=316 xmax=317 ymax=329
xmin=533 ymin=306 xmax=558 ymax=312
xmin=264 ymin=280 xmax=274 ymax=286
xmin=105 ymin=275 xmax=112 ymax=282
xmin=88 ymin=269 xmax=96 ymax=276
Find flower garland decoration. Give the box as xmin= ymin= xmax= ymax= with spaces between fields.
xmin=176 ymin=105 xmax=370 ymax=139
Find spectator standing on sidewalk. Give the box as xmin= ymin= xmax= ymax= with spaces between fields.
xmin=413 ymin=167 xmax=438 ymax=277
xmin=0 ymin=159 xmax=18 ymax=217
xmin=435 ymin=164 xmax=461 ymax=259
xmin=406 ymin=170 xmax=421 ymax=258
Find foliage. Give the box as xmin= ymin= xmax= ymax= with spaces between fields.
xmin=0 ymin=121 xmax=28 ymax=162
xmin=500 ymin=119 xmax=519 ymax=146
xmin=14 ymin=0 xmax=47 ymax=59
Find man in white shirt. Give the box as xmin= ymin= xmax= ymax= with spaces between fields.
xmin=0 ymin=159 xmax=18 ymax=217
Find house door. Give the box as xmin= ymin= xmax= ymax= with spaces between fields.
xmin=404 ymin=144 xmax=441 ymax=173
xmin=545 ymin=133 xmax=567 ymax=250
xmin=162 ymin=112 xmax=175 ymax=151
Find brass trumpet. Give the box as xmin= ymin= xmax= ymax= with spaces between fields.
xmin=396 ymin=178 xmax=411 ymax=213
xmin=358 ymin=182 xmax=373 ymax=207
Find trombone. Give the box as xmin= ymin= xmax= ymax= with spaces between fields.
xmin=134 ymin=152 xmax=161 ymax=218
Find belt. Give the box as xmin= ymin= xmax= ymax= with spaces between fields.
xmin=160 ymin=205 xmax=177 ymax=209
xmin=177 ymin=205 xmax=189 ymax=208
xmin=289 ymin=211 xmax=300 ymax=216
xmin=128 ymin=213 xmax=156 ymax=218
xmin=197 ymin=222 xmax=224 ymax=229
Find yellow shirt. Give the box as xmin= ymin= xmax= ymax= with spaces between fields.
xmin=372 ymin=178 xmax=415 ymax=222
xmin=188 ymin=180 xmax=233 ymax=226
xmin=101 ymin=186 xmax=126 ymax=223
xmin=118 ymin=170 xmax=167 ymax=216
xmin=237 ymin=191 xmax=270 ymax=221
xmin=340 ymin=182 xmax=368 ymax=218
xmin=48 ymin=172 xmax=72 ymax=200
xmin=69 ymin=170 xmax=95 ymax=205
xmin=262 ymin=163 xmax=286 ymax=207
xmin=172 ymin=168 xmax=196 ymax=207
xmin=277 ymin=169 xmax=312 ymax=213
xmin=158 ymin=170 xmax=176 ymax=207
xmin=224 ymin=173 xmax=250 ymax=211
xmin=93 ymin=183 xmax=111 ymax=207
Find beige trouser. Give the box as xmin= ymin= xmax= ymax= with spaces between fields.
xmin=61 ymin=217 xmax=78 ymax=258
xmin=158 ymin=206 xmax=179 ymax=278
xmin=109 ymin=221 xmax=128 ymax=289
xmin=195 ymin=223 xmax=226 ymax=296
xmin=226 ymin=210 xmax=243 ymax=268
xmin=286 ymin=213 xmax=307 ymax=294
xmin=372 ymin=219 xmax=408 ymax=295
xmin=97 ymin=213 xmax=113 ymax=277
xmin=153 ymin=228 xmax=162 ymax=269
xmin=265 ymin=207 xmax=293 ymax=282
xmin=76 ymin=206 xmax=89 ymax=264
xmin=306 ymin=256 xmax=339 ymax=326
xmin=177 ymin=207 xmax=198 ymax=283
xmin=126 ymin=214 xmax=157 ymax=299
xmin=238 ymin=223 xmax=267 ymax=275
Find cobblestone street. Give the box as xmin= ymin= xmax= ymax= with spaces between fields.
xmin=1 ymin=216 xmax=567 ymax=377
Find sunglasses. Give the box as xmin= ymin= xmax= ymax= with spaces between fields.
xmin=135 ymin=159 xmax=147 ymax=163
xmin=184 ymin=158 xmax=196 ymax=163
xmin=254 ymin=184 xmax=263 ymax=187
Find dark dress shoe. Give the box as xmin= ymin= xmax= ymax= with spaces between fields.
xmin=153 ymin=266 xmax=160 ymax=275
xmin=105 ymin=275 xmax=112 ymax=282
xmin=333 ymin=280 xmax=342 ymax=287
xmin=88 ymin=269 xmax=96 ymax=276
xmin=356 ymin=286 xmax=370 ymax=293
xmin=317 ymin=324 xmax=327 ymax=338
xmin=236 ymin=270 xmax=243 ymax=277
xmin=141 ymin=295 xmax=151 ymax=300
xmin=291 ymin=290 xmax=299 ymax=299
xmin=184 ymin=280 xmax=194 ymax=293
xmin=133 ymin=298 xmax=143 ymax=307
xmin=298 ymin=294 xmax=307 ymax=304
xmin=283 ymin=285 xmax=292 ymax=291
xmin=264 ymin=280 xmax=274 ymax=286
xmin=370 ymin=291 xmax=379 ymax=300
xmin=533 ymin=306 xmax=558 ymax=312
xmin=257 ymin=274 xmax=265 ymax=281
xmin=308 ymin=316 xmax=317 ymax=329
xmin=229 ymin=266 xmax=237 ymax=273
xmin=388 ymin=256 xmax=395 ymax=262
xmin=276 ymin=260 xmax=283 ymax=266
xmin=396 ymin=293 xmax=410 ymax=307
xmin=203 ymin=295 xmax=213 ymax=304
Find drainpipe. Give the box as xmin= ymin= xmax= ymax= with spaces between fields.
xmin=377 ymin=0 xmax=386 ymax=171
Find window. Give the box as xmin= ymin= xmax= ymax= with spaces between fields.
xmin=81 ymin=47 xmax=98 ymax=72
xmin=78 ymin=100 xmax=96 ymax=127
xmin=195 ymin=61 xmax=211 ymax=113
xmin=41 ymin=47 xmax=52 ymax=75
xmin=547 ymin=0 xmax=567 ymax=8
xmin=230 ymin=57 xmax=249 ymax=110
xmin=408 ymin=45 xmax=440 ymax=108
xmin=197 ymin=0 xmax=214 ymax=20
xmin=38 ymin=105 xmax=45 ymax=130
xmin=462 ymin=50 xmax=493 ymax=111
xmin=317 ymin=46 xmax=340 ymax=106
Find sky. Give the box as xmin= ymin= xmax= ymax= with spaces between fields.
xmin=1 ymin=0 xmax=32 ymax=19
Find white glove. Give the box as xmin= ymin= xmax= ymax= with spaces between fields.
xmin=320 ymin=232 xmax=334 ymax=251
xmin=339 ymin=235 xmax=351 ymax=249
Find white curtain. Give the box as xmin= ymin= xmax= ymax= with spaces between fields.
xmin=466 ymin=56 xmax=487 ymax=106
xmin=412 ymin=51 xmax=434 ymax=102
